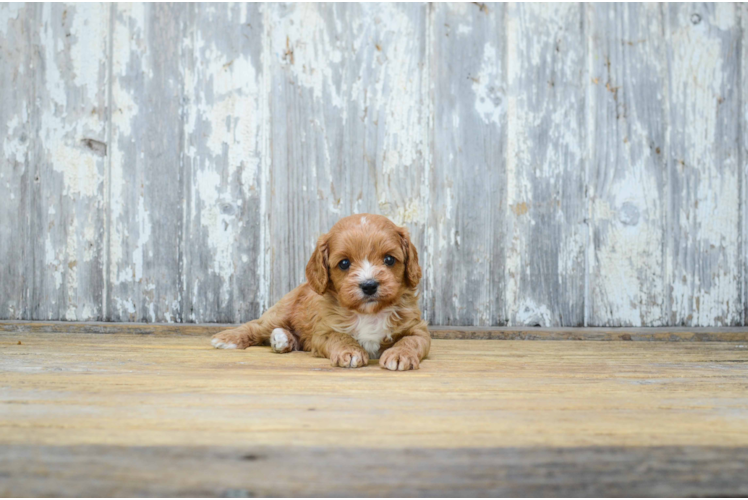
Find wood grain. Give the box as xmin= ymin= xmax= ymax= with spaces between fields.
xmin=0 ymin=4 xmax=746 ymax=327
xmin=587 ymin=4 xmax=667 ymax=326
xmin=429 ymin=3 xmax=506 ymax=326
xmin=1 ymin=333 xmax=747 ymax=449
xmin=2 ymin=444 xmax=747 ymax=497
xmin=31 ymin=4 xmax=110 ymax=321
xmin=1 ymin=332 xmax=747 ymax=495
xmin=741 ymin=2 xmax=748 ymax=326
xmin=107 ymin=4 xmax=187 ymax=322
xmin=3 ymin=320 xmax=748 ymax=341
xmin=505 ymin=4 xmax=586 ymax=326
xmin=265 ymin=3 xmax=429 ymax=305
xmin=0 ymin=3 xmax=35 ymax=320
xmin=182 ymin=4 xmax=265 ymax=324
xmin=666 ymin=4 xmax=742 ymax=326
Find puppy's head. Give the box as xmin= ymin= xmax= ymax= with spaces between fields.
xmin=305 ymin=214 xmax=421 ymax=314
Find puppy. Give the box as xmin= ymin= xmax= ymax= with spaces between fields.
xmin=211 ymin=214 xmax=430 ymax=370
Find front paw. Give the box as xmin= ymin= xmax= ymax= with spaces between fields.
xmin=330 ymin=346 xmax=369 ymax=368
xmin=211 ymin=328 xmax=251 ymax=349
xmin=379 ymin=347 xmax=420 ymax=371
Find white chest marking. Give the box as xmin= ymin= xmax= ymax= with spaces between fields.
xmin=351 ymin=310 xmax=393 ymax=359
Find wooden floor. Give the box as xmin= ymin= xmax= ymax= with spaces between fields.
xmin=1 ymin=332 xmax=748 ymax=496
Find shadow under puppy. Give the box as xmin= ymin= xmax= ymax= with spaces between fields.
xmin=212 ymin=214 xmax=430 ymax=370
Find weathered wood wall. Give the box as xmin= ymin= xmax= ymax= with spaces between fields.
xmin=1 ymin=3 xmax=746 ymax=327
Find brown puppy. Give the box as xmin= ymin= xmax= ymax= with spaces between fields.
xmin=211 ymin=214 xmax=430 ymax=370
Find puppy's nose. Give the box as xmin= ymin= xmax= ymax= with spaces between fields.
xmin=360 ymin=280 xmax=379 ymax=296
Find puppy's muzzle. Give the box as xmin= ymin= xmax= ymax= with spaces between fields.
xmin=360 ymin=280 xmax=379 ymax=296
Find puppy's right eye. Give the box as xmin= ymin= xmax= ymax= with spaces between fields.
xmin=338 ymin=259 xmax=351 ymax=271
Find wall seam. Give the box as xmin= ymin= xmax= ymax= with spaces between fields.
xmin=738 ymin=4 xmax=745 ymax=326
xmin=23 ymin=4 xmax=42 ymax=320
xmin=498 ymin=3 xmax=508 ymax=326
xmin=103 ymin=3 xmax=115 ymax=322
xmin=661 ymin=2 xmax=673 ymax=327
xmin=258 ymin=3 xmax=272 ymax=315
xmin=423 ymin=2 xmax=434 ymax=324
xmin=178 ymin=5 xmax=194 ymax=323
xmin=582 ymin=2 xmax=591 ymax=327
xmin=31 ymin=4 xmax=46 ymax=320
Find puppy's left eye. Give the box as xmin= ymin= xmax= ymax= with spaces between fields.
xmin=384 ymin=255 xmax=395 ymax=267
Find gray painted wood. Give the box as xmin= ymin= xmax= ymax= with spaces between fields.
xmin=741 ymin=3 xmax=748 ymax=326
xmin=587 ymin=3 xmax=667 ymax=326
xmin=504 ymin=3 xmax=586 ymax=326
xmin=265 ymin=3 xmax=429 ymax=304
xmin=107 ymin=4 xmax=187 ymax=322
xmin=0 ymin=4 xmax=35 ymax=320
xmin=666 ymin=4 xmax=742 ymax=326
xmin=31 ymin=4 xmax=109 ymax=321
xmin=0 ymin=2 xmax=746 ymax=327
xmin=429 ymin=3 xmax=506 ymax=326
xmin=4 ymin=444 xmax=748 ymax=497
xmin=182 ymin=3 xmax=264 ymax=323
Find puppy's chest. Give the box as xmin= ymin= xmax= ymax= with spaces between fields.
xmin=351 ymin=311 xmax=394 ymax=359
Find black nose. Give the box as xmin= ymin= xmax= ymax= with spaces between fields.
xmin=360 ymin=280 xmax=379 ymax=296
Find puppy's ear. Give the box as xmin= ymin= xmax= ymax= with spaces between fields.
xmin=397 ymin=226 xmax=421 ymax=288
xmin=306 ymin=234 xmax=329 ymax=295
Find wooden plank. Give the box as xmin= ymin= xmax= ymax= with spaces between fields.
xmin=587 ymin=4 xmax=667 ymax=326
xmin=107 ymin=4 xmax=187 ymax=322
xmin=0 ymin=4 xmax=35 ymax=319
xmin=2 ymin=444 xmax=747 ymax=497
xmin=2 ymin=4 xmax=747 ymax=328
xmin=3 ymin=320 xmax=748 ymax=341
xmin=181 ymin=4 xmax=264 ymax=323
xmin=505 ymin=4 xmax=586 ymax=326
xmin=666 ymin=4 xmax=742 ymax=326
xmin=428 ymin=3 xmax=506 ymax=326
xmin=1 ymin=334 xmax=747 ymax=453
xmin=265 ymin=3 xmax=429 ymax=304
xmin=27 ymin=4 xmax=110 ymax=321
xmin=741 ymin=3 xmax=748 ymax=326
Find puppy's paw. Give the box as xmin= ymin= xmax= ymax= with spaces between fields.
xmin=211 ymin=329 xmax=252 ymax=350
xmin=330 ymin=346 xmax=369 ymax=368
xmin=270 ymin=328 xmax=298 ymax=353
xmin=379 ymin=347 xmax=420 ymax=371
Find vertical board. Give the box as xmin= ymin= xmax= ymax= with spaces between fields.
xmin=429 ymin=3 xmax=506 ymax=326
xmin=0 ymin=4 xmax=35 ymax=319
xmin=31 ymin=3 xmax=110 ymax=320
xmin=108 ymin=4 xmax=186 ymax=322
xmin=587 ymin=3 xmax=667 ymax=326
xmin=182 ymin=4 xmax=264 ymax=323
xmin=505 ymin=4 xmax=586 ymax=326
xmin=742 ymin=2 xmax=748 ymax=326
xmin=667 ymin=3 xmax=741 ymax=326
xmin=1 ymin=3 xmax=746 ymax=327
xmin=265 ymin=4 xmax=429 ymax=304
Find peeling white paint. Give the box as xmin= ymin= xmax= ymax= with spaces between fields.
xmin=69 ymin=4 xmax=108 ymax=103
xmin=271 ymin=4 xmax=344 ymax=109
xmin=668 ymin=4 xmax=740 ymax=325
xmin=0 ymin=3 xmax=24 ymax=37
xmin=192 ymin=169 xmax=234 ymax=283
xmin=472 ymin=42 xmax=503 ymax=125
xmin=132 ymin=194 xmax=151 ymax=283
xmin=515 ymin=299 xmax=553 ymax=327
xmin=505 ymin=3 xmax=585 ymax=325
xmin=1 ymin=3 xmax=745 ymax=327
xmin=2 ymin=114 xmax=27 ymax=163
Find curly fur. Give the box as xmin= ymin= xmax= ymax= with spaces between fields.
xmin=211 ymin=214 xmax=430 ymax=371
